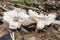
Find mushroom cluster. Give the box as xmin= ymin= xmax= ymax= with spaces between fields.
xmin=3 ymin=8 xmax=58 ymax=32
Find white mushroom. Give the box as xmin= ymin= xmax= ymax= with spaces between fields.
xmin=9 ymin=20 xmax=21 ymax=29
xmin=3 ymin=9 xmax=21 ymax=29
xmin=36 ymin=14 xmax=45 ymax=30
xmin=18 ymin=11 xmax=30 ymax=20
xmin=18 ymin=9 xmax=35 ymax=26
xmin=28 ymin=9 xmax=45 ymax=30
xmin=28 ymin=10 xmax=38 ymax=18
xmin=3 ymin=8 xmax=34 ymax=30
xmin=45 ymin=13 xmax=57 ymax=25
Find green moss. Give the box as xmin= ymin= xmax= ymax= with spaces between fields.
xmin=11 ymin=0 xmax=45 ymax=6
xmin=18 ymin=0 xmax=25 ymax=5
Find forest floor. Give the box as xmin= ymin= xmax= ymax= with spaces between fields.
xmin=0 ymin=1 xmax=60 ymax=40
xmin=15 ymin=24 xmax=60 ymax=40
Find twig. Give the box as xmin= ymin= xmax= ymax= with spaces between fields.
xmin=21 ymin=27 xmax=29 ymax=33
xmin=0 ymin=6 xmax=8 ymax=11
xmin=53 ymin=20 xmax=60 ymax=25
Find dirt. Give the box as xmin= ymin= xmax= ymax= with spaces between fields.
xmin=14 ymin=24 xmax=60 ymax=40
